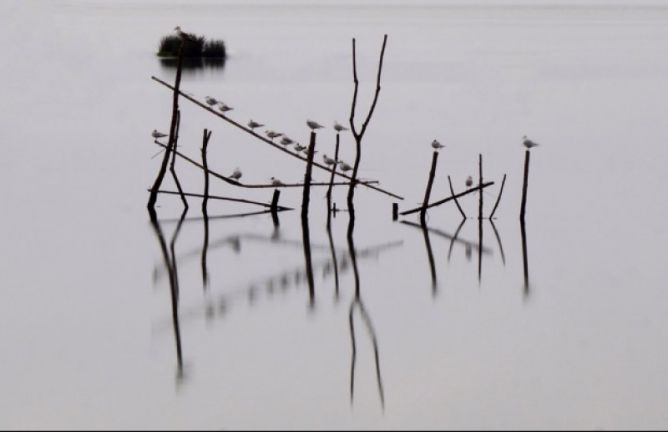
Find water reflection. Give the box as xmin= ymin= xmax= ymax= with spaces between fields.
xmin=520 ymin=219 xmax=531 ymax=299
xmin=159 ymin=57 xmax=226 ymax=74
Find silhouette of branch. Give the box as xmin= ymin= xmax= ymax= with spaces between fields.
xmin=489 ymin=174 xmax=506 ymax=219
xmin=150 ymin=76 xmax=402 ymax=200
xmin=326 ymin=133 xmax=340 ymax=229
xmin=489 ymin=219 xmax=506 ymax=266
xmin=447 ymin=219 xmax=467 ymax=262
xmin=447 ymin=175 xmax=467 ymax=219
xmin=520 ymin=151 xmax=531 ymax=221
xmin=400 ymin=182 xmax=494 ymax=216
xmin=420 ymin=151 xmax=439 ymax=224
xmin=150 ymin=189 xmax=292 ymax=210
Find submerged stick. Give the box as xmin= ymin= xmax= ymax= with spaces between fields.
xmin=520 ymin=150 xmax=531 ymax=221
xmin=151 ymin=189 xmax=292 ymax=210
xmin=200 ymin=129 xmax=212 ymax=213
xmin=420 ymin=151 xmax=439 ymax=224
xmin=326 ymin=133 xmax=340 ymax=229
xmin=489 ymin=174 xmax=507 ymax=219
xmin=420 ymin=222 xmax=437 ymax=296
xmin=150 ymin=76 xmax=402 ymax=200
xmin=520 ymin=219 xmax=530 ymax=299
xmin=400 ymin=182 xmax=494 ymax=216
xmin=478 ymin=154 xmax=483 ymax=220
xmin=447 ymin=175 xmax=467 ymax=219
xmin=148 ymin=43 xmax=184 ymax=211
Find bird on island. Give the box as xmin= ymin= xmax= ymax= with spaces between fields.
xmin=333 ymin=122 xmax=348 ymax=132
xmin=230 ymin=168 xmax=242 ymax=181
xmin=152 ymin=129 xmax=168 ymax=139
xmin=293 ymin=143 xmax=307 ymax=152
xmin=218 ymin=103 xmax=233 ymax=113
xmin=174 ymin=26 xmax=194 ymax=41
xmin=465 ymin=176 xmax=473 ymax=188
xmin=279 ymin=137 xmax=294 ymax=146
xmin=205 ymin=96 xmax=219 ymax=106
xmin=306 ymin=120 xmax=324 ymax=130
xmin=265 ymin=130 xmax=283 ymax=140
xmin=338 ymin=161 xmax=353 ymax=172
xmin=270 ymin=176 xmax=285 ymax=187
xmin=432 ymin=139 xmax=445 ymax=150
xmin=323 ymin=154 xmax=336 ymax=166
xmin=248 ymin=120 xmax=264 ymax=130
xmin=523 ymin=135 xmax=540 ymax=149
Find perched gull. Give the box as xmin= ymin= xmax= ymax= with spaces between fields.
xmin=323 ymin=154 xmax=336 ymax=166
xmin=230 ymin=168 xmax=242 ymax=180
xmin=265 ymin=130 xmax=283 ymax=140
xmin=338 ymin=161 xmax=353 ymax=172
xmin=302 ymin=147 xmax=318 ymax=157
xmin=306 ymin=120 xmax=324 ymax=130
xmin=432 ymin=139 xmax=445 ymax=150
xmin=152 ymin=129 xmax=168 ymax=139
xmin=270 ymin=176 xmax=285 ymax=187
xmin=279 ymin=137 xmax=294 ymax=146
xmin=174 ymin=26 xmax=194 ymax=41
xmin=205 ymin=96 xmax=219 ymax=106
xmin=248 ymin=120 xmax=264 ymax=130
xmin=218 ymin=103 xmax=233 ymax=113
xmin=465 ymin=176 xmax=473 ymax=187
xmin=293 ymin=143 xmax=307 ymax=152
xmin=523 ymin=135 xmax=540 ymax=149
xmin=333 ymin=122 xmax=348 ymax=132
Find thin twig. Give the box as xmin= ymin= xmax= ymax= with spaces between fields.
xmin=447 ymin=175 xmax=467 ymax=219
xmin=400 ymin=182 xmax=495 ymax=216
xmin=150 ymin=189 xmax=292 ymax=210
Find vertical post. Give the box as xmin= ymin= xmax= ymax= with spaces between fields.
xmin=326 ymin=133 xmax=340 ymax=229
xmin=478 ymin=153 xmax=483 ymax=220
xmin=392 ymin=203 xmax=398 ymax=221
xmin=148 ymin=42 xmax=184 ymax=211
xmin=520 ymin=150 xmax=531 ymax=221
xmin=420 ymin=151 xmax=439 ymax=225
xmin=201 ymin=129 xmax=211 ymax=213
xmin=301 ymin=131 xmax=317 ymax=221
xmin=169 ymin=110 xmax=188 ymax=210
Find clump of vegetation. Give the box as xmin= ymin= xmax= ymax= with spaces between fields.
xmin=157 ymin=33 xmax=226 ymax=58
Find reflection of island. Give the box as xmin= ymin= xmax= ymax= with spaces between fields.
xmin=159 ymin=57 xmax=226 ymax=72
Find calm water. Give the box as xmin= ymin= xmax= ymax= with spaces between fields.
xmin=3 ymin=1 xmax=668 ymax=429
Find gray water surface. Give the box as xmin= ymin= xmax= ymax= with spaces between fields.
xmin=2 ymin=1 xmax=668 ymax=429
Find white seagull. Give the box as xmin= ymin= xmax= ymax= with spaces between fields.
xmin=465 ymin=176 xmax=473 ymax=187
xmin=205 ymin=96 xmax=219 ymax=106
xmin=293 ymin=143 xmax=307 ymax=152
xmin=152 ymin=129 xmax=168 ymax=139
xmin=338 ymin=161 xmax=353 ymax=172
xmin=333 ymin=122 xmax=348 ymax=132
xmin=174 ymin=26 xmax=194 ymax=41
xmin=323 ymin=154 xmax=336 ymax=166
xmin=279 ymin=137 xmax=294 ymax=146
xmin=270 ymin=176 xmax=285 ymax=186
xmin=523 ymin=135 xmax=540 ymax=149
xmin=218 ymin=103 xmax=233 ymax=113
xmin=432 ymin=139 xmax=445 ymax=150
xmin=306 ymin=120 xmax=324 ymax=130
xmin=248 ymin=120 xmax=264 ymax=130
xmin=265 ymin=130 xmax=283 ymax=140
xmin=230 ymin=168 xmax=242 ymax=180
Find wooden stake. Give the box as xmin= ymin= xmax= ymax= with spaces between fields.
xmin=520 ymin=150 xmax=531 ymax=221
xmin=420 ymin=151 xmax=439 ymax=224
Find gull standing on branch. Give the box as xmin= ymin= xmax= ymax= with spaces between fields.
xmin=293 ymin=144 xmax=307 ymax=152
xmin=152 ymin=129 xmax=168 ymax=139
xmin=280 ymin=137 xmax=294 ymax=146
xmin=306 ymin=120 xmax=324 ymax=130
xmin=338 ymin=161 xmax=353 ymax=172
xmin=230 ymin=168 xmax=242 ymax=181
xmin=248 ymin=120 xmax=264 ymax=130
xmin=333 ymin=122 xmax=348 ymax=132
xmin=270 ymin=177 xmax=285 ymax=187
xmin=218 ymin=103 xmax=233 ymax=113
xmin=323 ymin=154 xmax=336 ymax=166
xmin=466 ymin=176 xmax=473 ymax=187
xmin=432 ymin=139 xmax=445 ymax=150
xmin=265 ymin=130 xmax=283 ymax=141
xmin=205 ymin=96 xmax=219 ymax=106
xmin=523 ymin=135 xmax=540 ymax=149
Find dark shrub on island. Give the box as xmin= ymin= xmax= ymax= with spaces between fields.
xmin=157 ymin=33 xmax=226 ymax=59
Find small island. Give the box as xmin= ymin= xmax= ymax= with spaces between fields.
xmin=157 ymin=32 xmax=226 ymax=59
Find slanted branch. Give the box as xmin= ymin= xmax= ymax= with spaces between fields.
xmin=400 ymin=182 xmax=495 ymax=216
xmin=150 ymin=76 xmax=403 ymax=200
xmin=447 ymin=175 xmax=467 ymax=219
